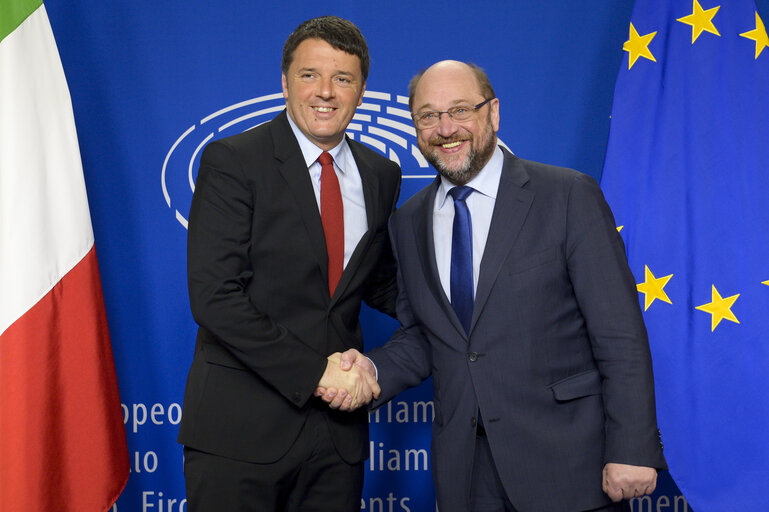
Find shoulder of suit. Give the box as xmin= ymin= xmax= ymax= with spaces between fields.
xmin=203 ymin=118 xmax=273 ymax=156
xmin=348 ymin=137 xmax=400 ymax=167
xmin=392 ymin=178 xmax=436 ymax=221
xmin=512 ymin=155 xmax=592 ymax=188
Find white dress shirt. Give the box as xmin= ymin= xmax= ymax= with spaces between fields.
xmin=433 ymin=145 xmax=504 ymax=301
xmin=287 ymin=116 xmax=368 ymax=268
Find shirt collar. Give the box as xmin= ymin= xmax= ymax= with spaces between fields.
xmin=286 ymin=112 xmax=350 ymax=174
xmin=437 ymin=145 xmax=504 ymax=208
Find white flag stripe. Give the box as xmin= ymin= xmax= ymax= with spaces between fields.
xmin=0 ymin=5 xmax=93 ymax=336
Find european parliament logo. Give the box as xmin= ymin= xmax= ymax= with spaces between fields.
xmin=162 ymin=90 xmax=436 ymax=229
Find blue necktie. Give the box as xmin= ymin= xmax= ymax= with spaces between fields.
xmin=449 ymin=186 xmax=474 ymax=333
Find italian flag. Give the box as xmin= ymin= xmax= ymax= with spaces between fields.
xmin=0 ymin=1 xmax=128 ymax=510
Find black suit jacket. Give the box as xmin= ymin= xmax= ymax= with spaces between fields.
xmin=369 ymin=149 xmax=666 ymax=511
xmin=178 ymin=110 xmax=401 ymax=464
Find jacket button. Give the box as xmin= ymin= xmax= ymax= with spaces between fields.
xmin=468 ymin=352 xmax=479 ymax=362
xmin=470 ymin=417 xmax=477 ymax=428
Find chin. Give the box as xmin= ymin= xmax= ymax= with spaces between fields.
xmin=438 ymin=160 xmax=470 ymax=175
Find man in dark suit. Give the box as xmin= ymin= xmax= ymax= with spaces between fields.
xmin=321 ymin=60 xmax=666 ymax=511
xmin=178 ymin=16 xmax=401 ymax=511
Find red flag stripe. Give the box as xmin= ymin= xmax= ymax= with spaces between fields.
xmin=0 ymin=246 xmax=128 ymax=511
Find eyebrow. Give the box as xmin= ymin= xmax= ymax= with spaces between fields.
xmin=295 ymin=67 xmax=356 ymax=77
xmin=415 ymin=99 xmax=478 ymax=111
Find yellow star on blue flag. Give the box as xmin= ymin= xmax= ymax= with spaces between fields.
xmin=740 ymin=11 xmax=769 ymax=58
xmin=677 ymin=0 xmax=721 ymax=43
xmin=695 ymin=284 xmax=740 ymax=331
xmin=623 ymin=22 xmax=658 ymax=68
xmin=637 ymin=265 xmax=673 ymax=310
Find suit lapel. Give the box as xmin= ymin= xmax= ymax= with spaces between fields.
xmin=411 ymin=178 xmax=469 ymax=339
xmin=271 ymin=111 xmax=330 ymax=288
xmin=471 ymin=151 xmax=533 ymax=331
xmin=330 ymin=140 xmax=381 ymax=302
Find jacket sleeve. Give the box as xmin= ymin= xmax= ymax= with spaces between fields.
xmin=362 ymin=165 xmax=401 ymax=318
xmin=565 ymin=173 xmax=666 ymax=469
xmin=367 ymin=213 xmax=432 ymax=407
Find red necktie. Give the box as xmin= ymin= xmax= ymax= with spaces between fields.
xmin=318 ymin=151 xmax=344 ymax=295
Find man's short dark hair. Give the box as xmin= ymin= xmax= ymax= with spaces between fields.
xmin=282 ymin=16 xmax=369 ymax=81
xmin=408 ymin=62 xmax=496 ymax=110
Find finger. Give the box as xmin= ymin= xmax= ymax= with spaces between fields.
xmin=359 ymin=377 xmax=377 ymax=404
xmin=642 ymin=481 xmax=656 ymax=496
xmin=603 ymin=480 xmax=623 ymax=502
xmin=359 ymin=387 xmax=373 ymax=405
xmin=314 ymin=387 xmax=326 ymax=397
xmin=359 ymin=382 xmax=377 ymax=403
xmin=605 ymin=490 xmax=623 ymax=502
xmin=602 ymin=481 xmax=613 ymax=502
xmin=360 ymin=371 xmax=379 ymax=397
xmin=328 ymin=389 xmax=348 ymax=409
xmin=351 ymin=396 xmax=366 ymax=411
xmin=321 ymin=388 xmax=337 ymax=404
xmin=339 ymin=394 xmax=354 ymax=411
xmin=370 ymin=381 xmax=381 ymax=400
xmin=647 ymin=473 xmax=658 ymax=494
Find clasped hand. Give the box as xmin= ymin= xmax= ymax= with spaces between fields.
xmin=315 ymin=350 xmax=377 ymax=411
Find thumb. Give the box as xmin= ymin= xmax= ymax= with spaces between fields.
xmin=339 ymin=350 xmax=357 ymax=371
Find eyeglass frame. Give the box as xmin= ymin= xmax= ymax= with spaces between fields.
xmin=410 ymin=98 xmax=495 ymax=129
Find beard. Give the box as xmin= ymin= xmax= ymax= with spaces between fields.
xmin=419 ymin=120 xmax=497 ymax=186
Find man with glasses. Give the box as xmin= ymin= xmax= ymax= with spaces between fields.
xmin=320 ymin=60 xmax=666 ymax=511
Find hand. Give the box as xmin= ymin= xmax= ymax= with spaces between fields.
xmin=316 ymin=352 xmax=379 ymax=410
xmin=602 ymin=463 xmax=657 ymax=501
xmin=315 ymin=350 xmax=378 ymax=411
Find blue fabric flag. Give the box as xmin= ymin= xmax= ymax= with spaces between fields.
xmin=600 ymin=0 xmax=769 ymax=509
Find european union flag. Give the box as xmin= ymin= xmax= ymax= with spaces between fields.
xmin=600 ymin=0 xmax=769 ymax=509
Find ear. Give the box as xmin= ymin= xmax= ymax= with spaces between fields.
xmin=282 ymin=74 xmax=289 ymax=100
xmin=489 ymin=98 xmax=500 ymax=132
xmin=357 ymin=81 xmax=366 ymax=107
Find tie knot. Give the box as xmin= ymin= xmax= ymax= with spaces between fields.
xmin=318 ymin=151 xmax=333 ymax=167
xmin=449 ymin=185 xmax=473 ymax=203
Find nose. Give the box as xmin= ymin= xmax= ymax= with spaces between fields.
xmin=316 ymin=75 xmax=334 ymax=99
xmin=436 ymin=111 xmax=458 ymax=137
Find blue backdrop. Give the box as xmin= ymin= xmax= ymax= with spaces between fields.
xmin=43 ymin=1 xmax=769 ymax=510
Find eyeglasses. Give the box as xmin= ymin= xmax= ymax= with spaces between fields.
xmin=411 ymin=98 xmax=495 ymax=129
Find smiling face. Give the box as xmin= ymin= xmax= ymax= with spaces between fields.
xmin=411 ymin=61 xmax=500 ymax=185
xmin=282 ymin=38 xmax=365 ymax=151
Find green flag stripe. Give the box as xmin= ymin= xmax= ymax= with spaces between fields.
xmin=0 ymin=0 xmax=43 ymax=44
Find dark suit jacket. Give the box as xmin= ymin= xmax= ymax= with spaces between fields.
xmin=368 ymin=149 xmax=666 ymax=512
xmin=178 ymin=110 xmax=401 ymax=464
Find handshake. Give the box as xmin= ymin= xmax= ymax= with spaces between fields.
xmin=315 ymin=349 xmax=377 ymax=411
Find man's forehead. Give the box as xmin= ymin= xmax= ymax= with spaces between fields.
xmin=288 ymin=40 xmax=362 ymax=73
xmin=413 ymin=75 xmax=483 ymax=109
